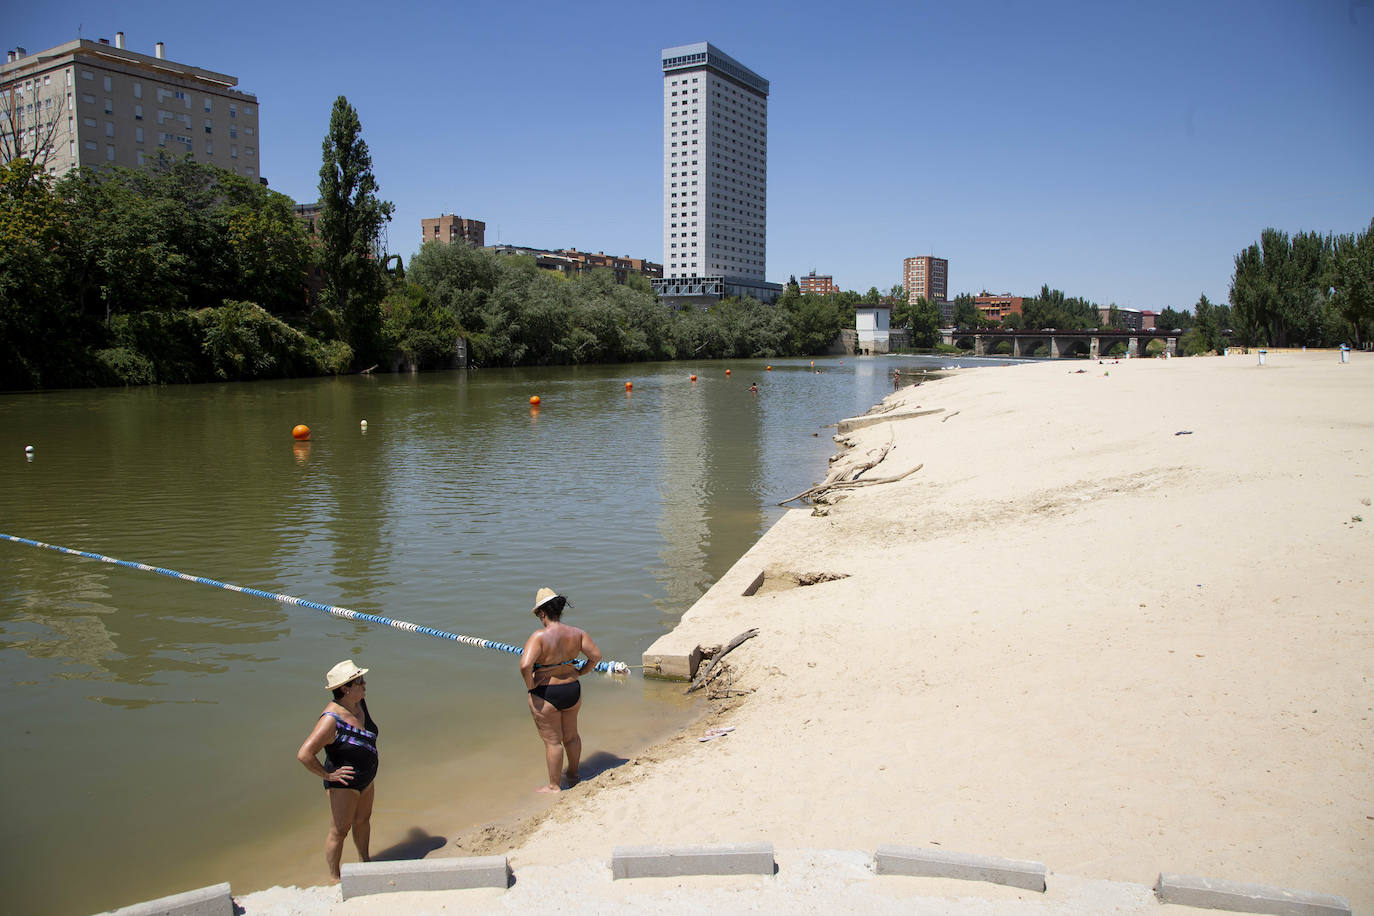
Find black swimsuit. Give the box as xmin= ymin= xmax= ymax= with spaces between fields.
xmin=320 ymin=700 xmax=379 ymax=791
xmin=529 ymin=680 xmax=581 ymax=711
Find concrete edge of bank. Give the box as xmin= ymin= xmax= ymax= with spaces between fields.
xmin=97 ymin=849 xmax=1353 ymax=914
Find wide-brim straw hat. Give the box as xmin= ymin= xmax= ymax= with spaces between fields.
xmin=532 ymin=587 xmax=564 ymax=613
xmin=325 ymin=659 xmax=369 ymax=690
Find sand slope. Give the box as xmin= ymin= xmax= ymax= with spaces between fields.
xmin=241 ymin=351 xmax=1372 ymax=913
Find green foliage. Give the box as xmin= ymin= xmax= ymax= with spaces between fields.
xmin=317 ymin=96 xmax=394 ymax=365
xmin=951 ymin=294 xmax=981 ymax=329
xmin=197 ymin=301 xmax=325 ymax=381
xmin=1021 ymin=285 xmax=1101 ymax=330
xmin=1331 ymin=218 xmax=1374 ymax=347
xmin=381 ymin=283 xmax=462 ymax=369
xmin=94 ymin=347 xmax=157 ymax=386
xmin=1000 ymin=311 xmax=1023 ymax=330
xmin=1229 ymin=227 xmax=1334 ymax=346
xmin=907 ymin=296 xmax=942 ymax=347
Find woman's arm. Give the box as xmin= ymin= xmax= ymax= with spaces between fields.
xmin=578 ymin=630 xmax=603 ymax=677
xmin=297 ymin=714 xmax=352 ymax=784
xmin=520 ymin=630 xmax=542 ymax=690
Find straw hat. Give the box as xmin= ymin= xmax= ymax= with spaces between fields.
xmin=325 ymin=659 xmax=368 ymax=690
xmin=532 ymin=587 xmax=563 ymax=614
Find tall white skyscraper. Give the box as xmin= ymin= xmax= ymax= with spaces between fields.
xmin=655 ymin=42 xmax=779 ymax=308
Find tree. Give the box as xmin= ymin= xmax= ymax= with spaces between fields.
xmin=317 ymin=96 xmax=394 ymax=365
xmin=952 ymin=293 xmax=980 ymax=329
xmin=1331 ymin=218 xmax=1374 ymax=347
xmin=1229 ymin=227 xmax=1333 ymax=346
xmin=1 ymin=76 xmax=71 ymax=181
xmin=908 ymin=296 xmax=941 ymax=347
xmin=1182 ymin=293 xmax=1221 ymax=355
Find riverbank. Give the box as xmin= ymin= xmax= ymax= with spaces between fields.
xmin=240 ymin=350 xmax=1372 ymax=913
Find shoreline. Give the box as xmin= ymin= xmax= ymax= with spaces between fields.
xmin=243 ymin=350 xmax=1371 ymax=912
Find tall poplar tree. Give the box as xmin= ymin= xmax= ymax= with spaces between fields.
xmin=317 ymin=95 xmax=393 ymax=364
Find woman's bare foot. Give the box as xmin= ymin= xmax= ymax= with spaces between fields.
xmin=536 ymin=783 xmax=561 ymax=793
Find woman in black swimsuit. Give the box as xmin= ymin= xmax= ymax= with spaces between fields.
xmin=520 ymin=588 xmax=602 ymax=793
xmin=296 ymin=659 xmax=379 ymax=880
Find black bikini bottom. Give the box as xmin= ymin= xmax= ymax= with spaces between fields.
xmin=529 ymin=680 xmax=581 ymax=711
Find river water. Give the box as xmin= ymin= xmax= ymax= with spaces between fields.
xmin=0 ymin=355 xmax=1001 ymax=914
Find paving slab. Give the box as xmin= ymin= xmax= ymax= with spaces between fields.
xmin=612 ymin=842 xmax=775 ymax=879
xmin=1154 ymin=873 xmax=1351 ymax=916
xmin=874 ymin=845 xmax=1047 ymax=891
xmin=98 ymin=882 xmax=233 ymax=916
xmin=340 ymin=856 xmax=509 ymax=899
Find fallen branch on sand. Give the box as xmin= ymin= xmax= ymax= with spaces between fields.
xmin=779 ymin=436 xmax=921 ymax=505
xmin=941 ymin=410 xmax=960 ymax=423
xmin=687 ymin=628 xmax=758 ymax=694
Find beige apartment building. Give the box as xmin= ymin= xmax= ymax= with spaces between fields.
xmin=1 ymin=34 xmax=260 ymax=180
xmin=422 ymin=213 xmax=485 ymax=247
xmin=903 ymin=255 xmax=948 ymax=303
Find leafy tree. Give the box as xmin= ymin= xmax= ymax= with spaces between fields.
xmin=1156 ymin=306 xmax=1191 ymax=331
xmin=1229 ymin=227 xmax=1333 ymax=346
xmin=1001 ymin=311 xmax=1022 ymax=330
xmin=317 ymin=96 xmax=394 ymax=364
xmin=1331 ymin=218 xmax=1374 ymax=347
xmin=908 ymin=296 xmax=942 ymax=347
xmin=951 ymin=293 xmax=979 ymax=329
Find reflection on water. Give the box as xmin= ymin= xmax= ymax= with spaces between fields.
xmin=0 ymin=355 xmax=993 ymax=915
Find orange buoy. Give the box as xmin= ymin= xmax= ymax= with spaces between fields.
xmin=292 ymin=424 xmax=311 ymax=441
xmin=529 ymin=395 xmax=541 ymax=406
xmin=766 ymin=365 xmax=772 ymax=371
xmin=690 ymin=374 xmax=697 ymax=382
xmin=725 ymin=369 xmax=731 ymax=376
xmin=625 ymin=381 xmax=633 ymax=391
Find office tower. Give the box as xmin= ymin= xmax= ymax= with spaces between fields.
xmin=654 ymin=42 xmax=779 ymax=307
xmin=2 ymin=34 xmax=260 ymax=180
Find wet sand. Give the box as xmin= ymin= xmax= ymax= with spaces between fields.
xmin=240 ymin=350 xmax=1373 ymax=913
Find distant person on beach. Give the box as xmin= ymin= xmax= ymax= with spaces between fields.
xmin=520 ymin=588 xmax=602 ymax=792
xmin=750 ymin=383 xmax=758 ymax=393
xmin=296 ymin=660 xmax=379 ymax=881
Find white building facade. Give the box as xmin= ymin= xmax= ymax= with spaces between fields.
xmin=654 ymin=42 xmax=779 ymax=308
xmin=2 ymin=35 xmax=260 ymax=180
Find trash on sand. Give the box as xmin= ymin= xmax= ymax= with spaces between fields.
xmin=699 ymin=726 xmax=737 ymax=742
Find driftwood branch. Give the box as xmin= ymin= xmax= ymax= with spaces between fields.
xmin=686 ymin=628 xmax=758 ymax=694
xmin=941 ymin=410 xmax=960 ymax=423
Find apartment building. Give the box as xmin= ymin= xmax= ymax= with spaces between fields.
xmin=799 ymin=270 xmax=839 ymax=296
xmin=653 ymin=42 xmax=779 ymax=308
xmin=422 ymin=213 xmax=485 ymax=248
xmin=1 ymin=34 xmax=260 ymax=180
xmin=974 ymin=293 xmax=1024 ymax=321
xmin=903 ymin=255 xmax=948 ymax=304
xmin=486 ymin=245 xmax=662 ymax=284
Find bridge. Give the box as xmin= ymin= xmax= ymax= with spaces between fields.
xmin=939 ymin=328 xmax=1182 ymax=359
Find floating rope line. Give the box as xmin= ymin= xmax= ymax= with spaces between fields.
xmin=1 ymin=533 xmax=629 ymax=674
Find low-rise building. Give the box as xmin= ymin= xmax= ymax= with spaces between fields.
xmin=974 ymin=292 xmax=1025 ymax=322
xmin=799 ymin=270 xmax=839 ymax=296
xmin=486 ymin=244 xmax=662 ymax=285
xmin=855 ymin=302 xmax=891 ymax=354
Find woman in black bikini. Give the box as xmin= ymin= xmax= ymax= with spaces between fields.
xmin=520 ymin=587 xmax=602 ymax=793
xmin=296 ymin=659 xmax=379 ymax=880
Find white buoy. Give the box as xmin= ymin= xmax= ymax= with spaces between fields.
xmin=360 ymin=420 xmax=368 ymax=429
xmin=25 ymin=445 xmax=34 ymax=454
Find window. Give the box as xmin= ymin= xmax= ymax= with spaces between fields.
xmin=103 ymin=76 xmax=112 ymax=91
xmin=83 ymin=117 xmax=96 ymax=127
xmin=204 ymin=119 xmax=212 ymax=133
xmin=105 ymin=121 xmax=114 ymax=137
xmin=133 ymin=82 xmax=142 ymax=99
xmin=106 ymin=144 xmax=115 ymax=161
xmin=244 ymin=105 xmax=253 ymax=115
xmin=84 ymin=140 xmax=97 ymax=150
xmin=134 ymin=104 xmax=143 ymax=120
xmin=206 ymin=141 xmax=213 ymax=154
xmin=229 ymin=103 xmax=237 ymax=118
xmin=136 ymin=149 xmax=145 ymax=165
xmin=81 ymin=70 xmax=93 ymax=80
xmin=104 ymin=98 xmax=112 ymax=114
xmin=80 ymin=93 xmax=95 ymax=105
xmin=230 ymin=145 xmax=237 ymax=158
xmin=204 ymin=98 xmax=212 ymax=112
xmin=135 ymin=126 xmax=143 ymax=143
xmin=229 ymin=125 xmax=237 ymax=138
xmin=244 ymin=146 xmax=254 ymax=157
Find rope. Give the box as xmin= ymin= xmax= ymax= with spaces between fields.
xmin=0 ymin=533 xmax=630 ymax=674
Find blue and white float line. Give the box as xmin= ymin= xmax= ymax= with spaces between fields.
xmin=0 ymin=533 xmax=629 ymax=674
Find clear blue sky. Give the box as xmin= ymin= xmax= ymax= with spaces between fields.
xmin=8 ymin=0 xmax=1373 ymax=311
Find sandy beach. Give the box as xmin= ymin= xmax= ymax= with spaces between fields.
xmin=238 ymin=351 xmax=1372 ymax=914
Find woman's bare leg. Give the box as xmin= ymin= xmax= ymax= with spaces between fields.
xmin=529 ymin=693 xmax=566 ymax=792
xmin=325 ymin=788 xmax=360 ymax=880
xmin=561 ymin=701 xmax=583 ymax=785
xmin=351 ymin=783 xmax=375 ymax=862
